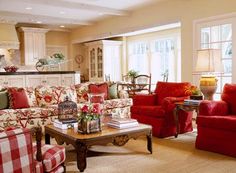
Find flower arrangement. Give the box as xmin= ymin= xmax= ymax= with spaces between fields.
xmin=185 ymin=85 xmax=201 ymax=96
xmin=78 ymin=104 xmax=102 ymax=134
xmin=79 ymin=104 xmax=102 ymax=121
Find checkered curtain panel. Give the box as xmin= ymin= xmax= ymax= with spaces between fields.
xmin=0 ymin=128 xmax=34 ymax=173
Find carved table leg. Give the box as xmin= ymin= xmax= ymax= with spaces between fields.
xmin=76 ymin=142 xmax=88 ymax=172
xmin=45 ymin=133 xmax=51 ymax=144
xmin=173 ymin=107 xmax=179 ymax=138
xmin=147 ymin=130 xmax=152 ymax=154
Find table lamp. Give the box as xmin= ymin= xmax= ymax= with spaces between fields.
xmin=195 ymin=49 xmax=223 ymax=100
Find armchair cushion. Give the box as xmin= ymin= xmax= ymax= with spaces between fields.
xmin=154 ymin=82 xmax=191 ymax=105
xmin=199 ymin=100 xmax=228 ymax=116
xmin=132 ymin=94 xmax=156 ymax=106
xmin=35 ymin=144 xmax=65 ymax=172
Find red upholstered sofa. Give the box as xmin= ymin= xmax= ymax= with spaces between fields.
xmin=131 ymin=82 xmax=193 ymax=138
xmin=196 ymin=83 xmax=236 ymax=157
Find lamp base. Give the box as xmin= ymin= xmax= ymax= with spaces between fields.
xmin=200 ymin=85 xmax=217 ymax=100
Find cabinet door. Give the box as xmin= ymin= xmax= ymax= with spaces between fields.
xmin=61 ymin=74 xmax=75 ymax=86
xmin=0 ymin=76 xmax=7 ymax=87
xmin=25 ymin=33 xmax=35 ymax=65
xmin=45 ymin=75 xmax=61 ymax=86
xmin=7 ymin=75 xmax=25 ymax=87
xmin=89 ymin=47 xmax=96 ymax=81
xmin=97 ymin=46 xmax=103 ymax=79
xmin=25 ymin=75 xmax=44 ymax=87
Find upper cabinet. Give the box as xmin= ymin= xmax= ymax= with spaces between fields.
xmin=19 ymin=27 xmax=49 ymax=66
xmin=85 ymin=40 xmax=122 ymax=82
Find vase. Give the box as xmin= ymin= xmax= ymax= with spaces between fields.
xmin=78 ymin=117 xmax=101 ymax=134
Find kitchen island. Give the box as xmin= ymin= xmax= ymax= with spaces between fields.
xmin=0 ymin=71 xmax=80 ymax=87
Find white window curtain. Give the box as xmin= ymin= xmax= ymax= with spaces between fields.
xmin=150 ymin=39 xmax=175 ymax=84
xmin=128 ymin=42 xmax=148 ymax=74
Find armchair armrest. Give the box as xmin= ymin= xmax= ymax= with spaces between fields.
xmin=199 ymin=100 xmax=228 ymax=116
xmin=161 ymin=96 xmax=189 ymax=112
xmin=132 ymin=94 xmax=156 ymax=106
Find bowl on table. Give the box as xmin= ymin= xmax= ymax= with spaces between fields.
xmin=4 ymin=66 xmax=19 ymax=72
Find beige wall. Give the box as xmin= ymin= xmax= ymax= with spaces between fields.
xmin=70 ymin=0 xmax=236 ymax=82
xmin=46 ymin=31 xmax=70 ymax=46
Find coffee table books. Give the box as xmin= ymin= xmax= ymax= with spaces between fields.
xmin=107 ymin=118 xmax=139 ymax=129
xmin=53 ymin=119 xmax=78 ymax=130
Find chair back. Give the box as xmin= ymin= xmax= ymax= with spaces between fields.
xmin=221 ymin=83 xmax=236 ymax=114
xmin=0 ymin=128 xmax=34 ymax=172
xmin=154 ymin=81 xmax=191 ymax=105
xmin=133 ymin=74 xmax=152 ymax=94
xmin=122 ymin=74 xmax=132 ymax=83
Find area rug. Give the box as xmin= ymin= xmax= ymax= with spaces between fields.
xmin=58 ymin=131 xmax=236 ymax=173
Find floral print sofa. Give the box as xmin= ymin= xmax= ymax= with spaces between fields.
xmin=0 ymin=83 xmax=132 ymax=130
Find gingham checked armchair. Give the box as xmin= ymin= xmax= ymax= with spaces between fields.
xmin=0 ymin=127 xmax=65 ymax=173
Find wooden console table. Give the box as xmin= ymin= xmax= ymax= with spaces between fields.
xmin=45 ymin=124 xmax=152 ymax=172
xmin=173 ymin=102 xmax=199 ymax=138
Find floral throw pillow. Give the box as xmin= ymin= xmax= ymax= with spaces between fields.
xmin=35 ymin=86 xmax=57 ymax=107
xmin=24 ymin=87 xmax=37 ymax=107
xmin=75 ymin=83 xmax=90 ymax=103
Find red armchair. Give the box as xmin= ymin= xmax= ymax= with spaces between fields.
xmin=131 ymin=81 xmax=193 ymax=138
xmin=196 ymin=83 xmax=236 ymax=157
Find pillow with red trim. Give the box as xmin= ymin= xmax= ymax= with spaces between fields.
xmin=8 ymin=87 xmax=30 ymax=109
xmin=88 ymin=83 xmax=109 ymax=100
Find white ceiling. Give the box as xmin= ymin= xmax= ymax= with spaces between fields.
xmin=0 ymin=0 xmax=161 ymax=30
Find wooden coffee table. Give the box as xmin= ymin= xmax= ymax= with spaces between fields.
xmin=45 ymin=124 xmax=152 ymax=172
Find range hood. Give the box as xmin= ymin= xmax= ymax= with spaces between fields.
xmin=0 ymin=23 xmax=19 ymax=49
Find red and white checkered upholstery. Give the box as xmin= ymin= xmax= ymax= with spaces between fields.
xmin=0 ymin=128 xmax=34 ymax=173
xmin=35 ymin=161 xmax=64 ymax=173
xmin=34 ymin=144 xmax=65 ymax=172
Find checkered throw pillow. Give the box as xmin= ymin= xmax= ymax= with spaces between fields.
xmin=0 ymin=128 xmax=34 ymax=173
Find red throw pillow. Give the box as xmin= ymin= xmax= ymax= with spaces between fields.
xmin=88 ymin=83 xmax=109 ymax=100
xmin=8 ymin=88 xmax=30 ymax=109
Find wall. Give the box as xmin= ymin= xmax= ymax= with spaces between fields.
xmin=70 ymin=0 xmax=236 ymax=82
xmin=46 ymin=31 xmax=72 ymax=70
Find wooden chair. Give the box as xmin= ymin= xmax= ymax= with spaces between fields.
xmin=129 ymin=74 xmax=152 ymax=97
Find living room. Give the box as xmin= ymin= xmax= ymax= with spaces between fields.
xmin=0 ymin=0 xmax=236 ymax=172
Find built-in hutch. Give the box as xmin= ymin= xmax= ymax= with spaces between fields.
xmin=85 ymin=40 xmax=122 ymax=82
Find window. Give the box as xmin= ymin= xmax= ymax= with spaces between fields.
xmin=128 ymin=42 xmax=148 ymax=74
xmin=127 ymin=31 xmax=180 ymax=88
xmin=194 ymin=14 xmax=236 ymax=100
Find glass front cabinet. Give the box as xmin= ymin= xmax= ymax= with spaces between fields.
xmin=85 ymin=40 xmax=122 ymax=82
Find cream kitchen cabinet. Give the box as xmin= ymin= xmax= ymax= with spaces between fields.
xmin=85 ymin=40 xmax=122 ymax=82
xmin=25 ymin=74 xmax=61 ymax=87
xmin=0 ymin=72 xmax=80 ymax=88
xmin=0 ymin=75 xmax=25 ymax=87
xmin=19 ymin=27 xmax=49 ymax=65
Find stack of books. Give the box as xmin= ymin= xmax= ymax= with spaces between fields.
xmin=53 ymin=119 xmax=78 ymax=130
xmin=107 ymin=118 xmax=139 ymax=129
xmin=183 ymin=99 xmax=201 ymax=106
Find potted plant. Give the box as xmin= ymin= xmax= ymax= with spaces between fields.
xmin=127 ymin=70 xmax=138 ymax=84
xmin=77 ymin=104 xmax=102 ymax=134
